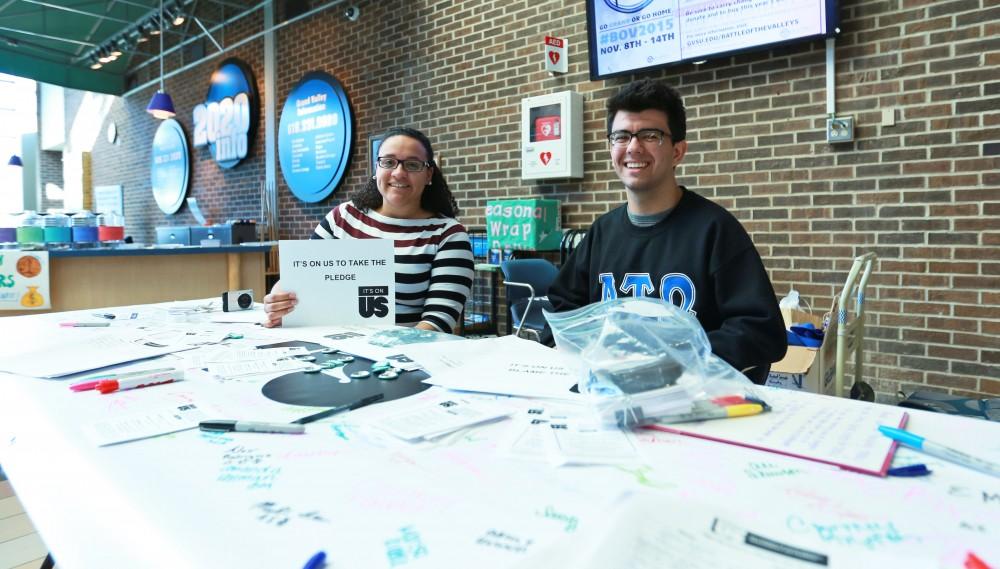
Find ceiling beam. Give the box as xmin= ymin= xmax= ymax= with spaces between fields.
xmin=18 ymin=0 xmax=136 ymax=24
xmin=0 ymin=24 xmax=96 ymax=46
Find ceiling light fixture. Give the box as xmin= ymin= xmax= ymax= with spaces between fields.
xmin=146 ymin=0 xmax=176 ymax=119
xmin=169 ymin=7 xmax=186 ymax=26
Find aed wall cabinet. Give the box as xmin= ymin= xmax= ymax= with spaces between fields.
xmin=521 ymin=91 xmax=583 ymax=180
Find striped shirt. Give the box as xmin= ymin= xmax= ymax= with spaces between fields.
xmin=312 ymin=201 xmax=475 ymax=334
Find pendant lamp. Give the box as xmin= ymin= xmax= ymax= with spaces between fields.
xmin=146 ymin=0 xmax=175 ymax=119
xmin=7 ymin=155 xmax=22 ymax=167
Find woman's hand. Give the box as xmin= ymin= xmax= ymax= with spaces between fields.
xmin=262 ymin=281 xmax=297 ymax=328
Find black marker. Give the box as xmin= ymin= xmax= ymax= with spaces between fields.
xmin=200 ymin=420 xmax=305 ymax=434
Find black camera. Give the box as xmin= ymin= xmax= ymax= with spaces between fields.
xmin=222 ymin=289 xmax=254 ymax=312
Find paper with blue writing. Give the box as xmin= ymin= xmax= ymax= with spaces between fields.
xmin=647 ymin=386 xmax=907 ymax=476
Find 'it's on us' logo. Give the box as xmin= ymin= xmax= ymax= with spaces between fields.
xmin=358 ymin=286 xmax=389 ymax=318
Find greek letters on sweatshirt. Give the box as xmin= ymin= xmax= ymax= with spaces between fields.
xmin=548 ymin=188 xmax=787 ymax=383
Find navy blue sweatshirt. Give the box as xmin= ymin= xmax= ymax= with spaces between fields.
xmin=548 ymin=188 xmax=787 ymax=384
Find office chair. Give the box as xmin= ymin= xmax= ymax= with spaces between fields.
xmin=500 ymin=258 xmax=559 ymax=342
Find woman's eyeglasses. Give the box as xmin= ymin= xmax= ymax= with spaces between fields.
xmin=377 ymin=157 xmax=431 ymax=172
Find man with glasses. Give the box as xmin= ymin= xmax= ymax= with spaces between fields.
xmin=547 ymin=79 xmax=786 ymax=384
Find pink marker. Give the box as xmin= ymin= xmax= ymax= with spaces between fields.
xmin=69 ymin=380 xmax=104 ymax=392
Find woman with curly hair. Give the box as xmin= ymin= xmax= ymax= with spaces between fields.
xmin=263 ymin=127 xmax=474 ymax=334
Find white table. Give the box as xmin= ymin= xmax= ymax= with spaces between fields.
xmin=0 ymin=302 xmax=998 ymax=568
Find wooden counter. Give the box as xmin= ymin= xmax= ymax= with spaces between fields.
xmin=2 ymin=244 xmax=272 ymax=315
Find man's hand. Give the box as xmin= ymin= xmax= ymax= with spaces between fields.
xmin=262 ymin=282 xmax=297 ymax=328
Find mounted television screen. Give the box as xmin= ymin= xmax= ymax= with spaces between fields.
xmin=587 ymin=0 xmax=839 ymax=79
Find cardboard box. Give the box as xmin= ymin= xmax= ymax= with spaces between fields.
xmin=486 ymin=199 xmax=562 ymax=251
xmin=767 ymin=299 xmax=839 ymax=395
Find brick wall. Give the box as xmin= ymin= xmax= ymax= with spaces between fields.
xmin=88 ymin=0 xmax=1000 ymax=401
xmin=91 ymin=6 xmax=266 ymax=243
xmin=37 ymin=150 xmax=63 ymax=211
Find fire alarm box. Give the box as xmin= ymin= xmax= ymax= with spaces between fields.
xmin=521 ymin=91 xmax=583 ymax=180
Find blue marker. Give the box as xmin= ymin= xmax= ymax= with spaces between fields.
xmin=879 ymin=426 xmax=1000 ymax=479
xmin=303 ymin=551 xmax=326 ymax=569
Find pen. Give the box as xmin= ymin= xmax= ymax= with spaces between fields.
xmin=70 ymin=368 xmax=178 ymax=392
xmin=199 ymin=420 xmax=305 ymax=435
xmin=60 ymin=322 xmax=111 ymax=327
xmin=96 ymin=370 xmax=183 ymax=394
xmin=93 ymin=313 xmax=116 ymax=319
xmin=654 ymin=403 xmax=767 ymax=425
xmin=303 ymin=551 xmax=326 ymax=569
xmin=879 ymin=425 xmax=1000 ymax=478
xmin=292 ymin=393 xmax=385 ymax=425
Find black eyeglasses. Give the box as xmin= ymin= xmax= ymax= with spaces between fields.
xmin=376 ymin=157 xmax=431 ymax=172
xmin=608 ymin=129 xmax=670 ymax=147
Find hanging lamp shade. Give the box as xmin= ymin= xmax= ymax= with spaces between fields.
xmin=7 ymin=155 xmax=22 ymax=167
xmin=147 ymin=91 xmax=176 ymax=119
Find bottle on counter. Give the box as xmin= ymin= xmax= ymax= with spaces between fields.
xmin=16 ymin=210 xmax=44 ymax=247
xmin=42 ymin=212 xmax=72 ymax=248
xmin=97 ymin=211 xmax=125 ymax=245
xmin=70 ymin=210 xmax=99 ymax=248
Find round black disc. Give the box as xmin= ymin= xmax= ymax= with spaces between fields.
xmin=259 ymin=340 xmax=431 ymax=407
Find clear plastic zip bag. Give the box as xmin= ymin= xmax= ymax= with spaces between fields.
xmin=545 ymin=297 xmax=766 ymax=428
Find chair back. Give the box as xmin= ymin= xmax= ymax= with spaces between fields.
xmin=560 ymin=229 xmax=587 ymax=264
xmin=500 ymin=258 xmax=560 ymax=339
xmin=500 ymin=259 xmax=559 ymax=304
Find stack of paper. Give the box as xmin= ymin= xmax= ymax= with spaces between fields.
xmin=0 ymin=333 xmax=194 ymax=378
xmin=647 ymin=387 xmax=908 ymax=476
xmin=499 ymin=406 xmax=641 ymax=466
xmin=400 ymin=336 xmax=583 ymax=400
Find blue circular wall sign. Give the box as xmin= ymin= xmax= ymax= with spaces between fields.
xmin=150 ymin=118 xmax=190 ymax=215
xmin=278 ymin=71 xmax=353 ymax=203
xmin=603 ymin=0 xmax=654 ymax=13
xmin=192 ymin=58 xmax=259 ymax=169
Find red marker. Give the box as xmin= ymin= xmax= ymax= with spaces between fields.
xmin=70 ymin=368 xmax=177 ymax=392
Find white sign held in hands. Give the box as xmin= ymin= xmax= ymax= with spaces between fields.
xmin=278 ymin=239 xmax=395 ymax=327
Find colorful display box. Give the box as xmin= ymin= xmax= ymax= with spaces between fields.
xmin=486 ymin=199 xmax=562 ymax=251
